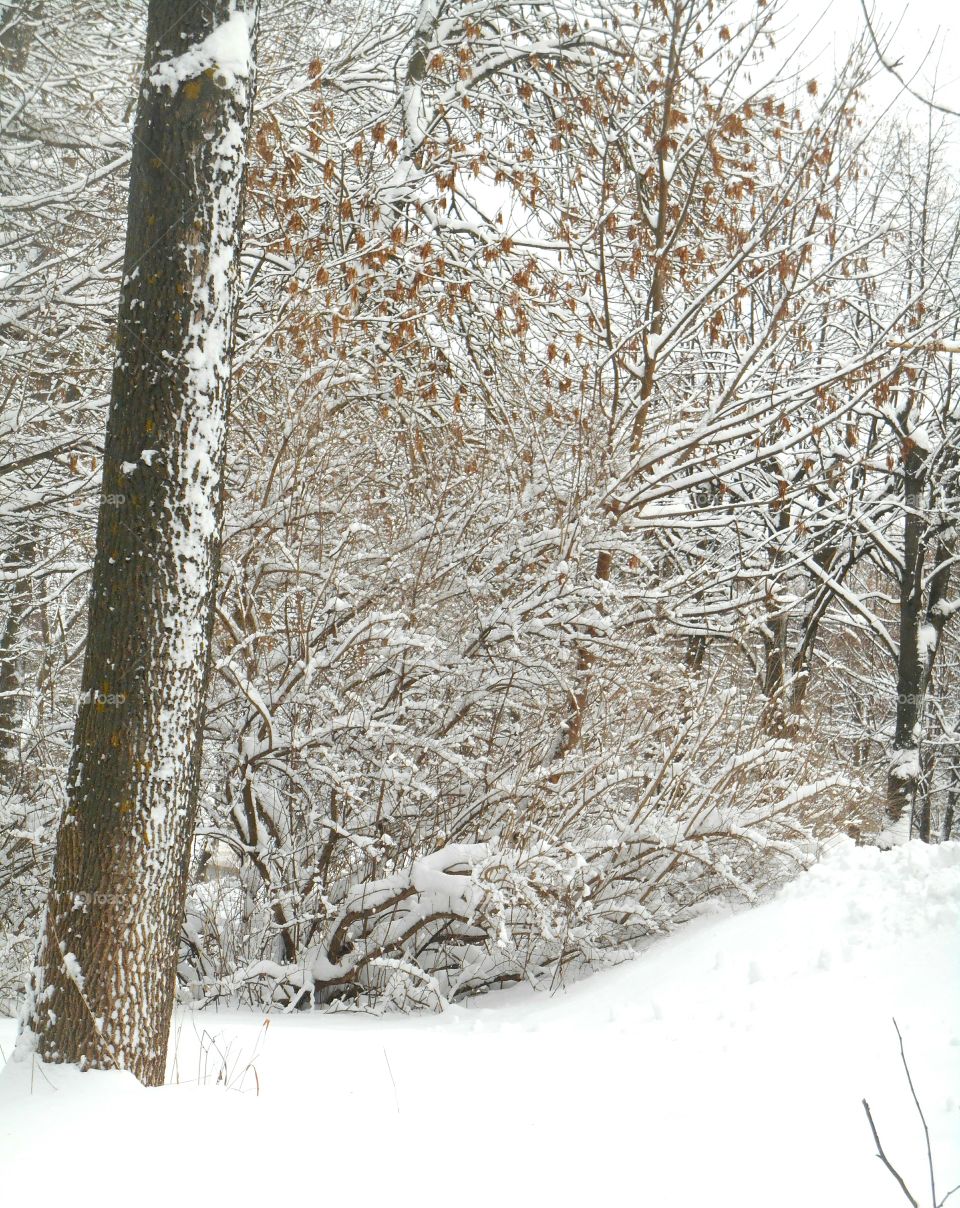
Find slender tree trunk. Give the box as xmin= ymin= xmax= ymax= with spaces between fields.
xmin=916 ymin=747 xmax=934 ymax=843
xmin=759 ymin=559 xmax=789 ymax=736
xmin=886 ymin=445 xmax=927 ymax=839
xmin=0 ymin=539 xmax=34 ymax=785
xmin=885 ymin=440 xmax=956 ymax=843
xmin=552 ymin=2 xmax=682 ymax=767
xmin=758 ymin=500 xmax=792 ymax=736
xmin=0 ymin=2 xmax=44 ymax=791
xmin=760 ymin=608 xmax=789 ymax=735
xmin=18 ymin=0 xmax=258 ymax=1085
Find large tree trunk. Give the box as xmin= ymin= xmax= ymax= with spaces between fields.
xmin=18 ymin=0 xmax=258 ymax=1085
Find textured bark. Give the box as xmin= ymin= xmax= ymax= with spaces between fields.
xmin=886 ymin=444 xmax=927 ymax=835
xmin=885 ymin=439 xmax=957 ymax=841
xmin=20 ymin=0 xmax=258 ymax=1085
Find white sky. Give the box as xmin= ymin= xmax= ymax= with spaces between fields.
xmin=792 ymin=0 xmax=959 ymax=123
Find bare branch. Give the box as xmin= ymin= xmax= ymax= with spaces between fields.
xmin=862 ymin=1097 xmax=919 ymax=1206
xmin=893 ymin=1019 xmax=938 ymax=1208
xmin=859 ymin=1 xmax=959 ymax=118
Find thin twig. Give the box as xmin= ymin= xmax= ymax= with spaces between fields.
xmin=893 ymin=1018 xmax=937 ymax=1208
xmin=859 ymin=1 xmax=959 ymax=118
xmin=862 ymin=1097 xmax=919 ymax=1206
xmin=383 ymin=1046 xmax=400 ymax=1114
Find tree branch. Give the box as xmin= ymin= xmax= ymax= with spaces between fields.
xmin=862 ymin=1096 xmax=919 ymax=1206
xmin=859 ymin=1 xmax=959 ymax=118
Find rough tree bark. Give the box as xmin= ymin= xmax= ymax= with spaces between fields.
xmin=886 ymin=443 xmax=928 ymax=839
xmin=17 ymin=0 xmax=258 ymax=1085
xmin=885 ymin=437 xmax=957 ymax=844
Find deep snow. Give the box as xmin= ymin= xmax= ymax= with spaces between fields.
xmin=1 ymin=839 xmax=957 ymax=1206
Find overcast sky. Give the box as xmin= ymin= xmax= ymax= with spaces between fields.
xmin=794 ymin=0 xmax=959 ymax=121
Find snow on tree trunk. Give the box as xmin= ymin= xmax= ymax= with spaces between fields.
xmin=0 ymin=538 xmax=33 ymax=784
xmin=884 ymin=442 xmax=928 ymax=845
xmin=17 ymin=0 xmax=258 ymax=1085
xmin=884 ymin=426 xmax=957 ymax=846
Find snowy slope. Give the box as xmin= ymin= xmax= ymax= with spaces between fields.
xmin=1 ymin=839 xmax=958 ymax=1206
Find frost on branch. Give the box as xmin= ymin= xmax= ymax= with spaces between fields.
xmin=3 ymin=0 xmax=957 ymax=1023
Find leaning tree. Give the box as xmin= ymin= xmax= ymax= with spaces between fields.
xmin=17 ymin=0 xmax=259 ymax=1084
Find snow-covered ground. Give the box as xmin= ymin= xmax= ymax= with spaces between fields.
xmin=1 ymin=840 xmax=957 ymax=1206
